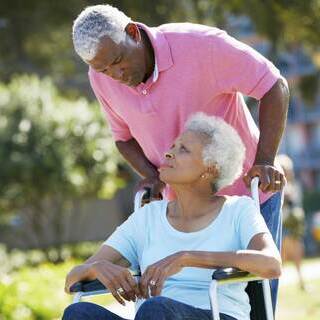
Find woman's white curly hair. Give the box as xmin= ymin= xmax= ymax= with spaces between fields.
xmin=72 ymin=4 xmax=131 ymax=61
xmin=185 ymin=112 xmax=246 ymax=191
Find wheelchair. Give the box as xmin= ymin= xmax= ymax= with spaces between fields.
xmin=70 ymin=178 xmax=275 ymax=320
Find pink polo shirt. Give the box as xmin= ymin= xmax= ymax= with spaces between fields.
xmin=89 ymin=23 xmax=281 ymax=203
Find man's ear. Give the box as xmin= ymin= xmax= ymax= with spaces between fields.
xmin=125 ymin=23 xmax=141 ymax=42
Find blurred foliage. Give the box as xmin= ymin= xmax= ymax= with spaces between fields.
xmin=0 ymin=257 xmax=114 ymax=320
xmin=207 ymin=0 xmax=320 ymax=52
xmin=0 ymin=0 xmax=188 ymax=93
xmin=299 ymin=72 xmax=320 ymax=106
xmin=0 ymin=0 xmax=319 ymax=93
xmin=0 ymin=260 xmax=76 ymax=320
xmin=303 ymin=191 xmax=320 ymax=216
xmin=0 ymin=243 xmax=99 ymax=275
xmin=0 ymin=75 xmax=123 ymax=256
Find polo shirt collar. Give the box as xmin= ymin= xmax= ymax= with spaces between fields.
xmin=136 ymin=22 xmax=173 ymax=75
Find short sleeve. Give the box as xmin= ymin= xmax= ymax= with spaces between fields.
xmin=211 ymin=31 xmax=281 ymax=100
xmin=236 ymin=197 xmax=270 ymax=249
xmin=89 ymin=70 xmax=133 ymax=142
xmin=104 ymin=209 xmax=144 ymax=270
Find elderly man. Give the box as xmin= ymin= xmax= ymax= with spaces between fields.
xmin=72 ymin=4 xmax=289 ymax=309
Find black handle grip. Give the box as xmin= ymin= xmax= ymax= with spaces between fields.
xmin=70 ymin=279 xmax=106 ymax=293
xmin=70 ymin=271 xmax=141 ymax=293
xmin=212 ymin=267 xmax=249 ymax=280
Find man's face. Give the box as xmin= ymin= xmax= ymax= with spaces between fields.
xmin=87 ymin=28 xmax=147 ymax=87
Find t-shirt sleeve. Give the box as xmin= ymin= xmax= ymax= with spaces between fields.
xmin=104 ymin=208 xmax=145 ymax=270
xmin=236 ymin=197 xmax=270 ymax=249
xmin=88 ymin=70 xmax=133 ymax=142
xmin=210 ymin=31 xmax=281 ymax=100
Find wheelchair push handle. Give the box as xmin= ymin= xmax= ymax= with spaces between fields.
xmin=134 ymin=187 xmax=152 ymax=211
xmin=250 ymin=177 xmax=260 ymax=208
xmin=134 ymin=186 xmax=164 ymax=210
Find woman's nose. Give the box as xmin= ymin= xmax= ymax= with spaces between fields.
xmin=165 ymin=152 xmax=174 ymax=159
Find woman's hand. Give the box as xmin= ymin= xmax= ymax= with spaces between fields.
xmin=65 ymin=261 xmax=141 ymax=305
xmin=64 ymin=264 xmax=93 ymax=294
xmin=139 ymin=252 xmax=185 ymax=298
xmin=91 ymin=261 xmax=141 ymax=305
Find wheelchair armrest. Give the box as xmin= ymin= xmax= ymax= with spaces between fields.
xmin=212 ymin=267 xmax=262 ymax=284
xmin=70 ymin=270 xmax=141 ymax=293
xmin=70 ymin=279 xmax=106 ymax=293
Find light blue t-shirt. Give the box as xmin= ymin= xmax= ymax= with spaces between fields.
xmin=104 ymin=196 xmax=270 ymax=320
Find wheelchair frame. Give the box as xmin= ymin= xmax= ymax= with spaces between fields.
xmin=70 ymin=178 xmax=275 ymax=320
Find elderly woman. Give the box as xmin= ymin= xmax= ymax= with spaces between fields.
xmin=63 ymin=113 xmax=281 ymax=320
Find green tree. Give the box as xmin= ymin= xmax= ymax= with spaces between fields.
xmin=0 ymin=75 xmax=123 ymax=260
xmin=0 ymin=0 xmax=187 ymax=90
xmin=204 ymin=0 xmax=320 ymax=51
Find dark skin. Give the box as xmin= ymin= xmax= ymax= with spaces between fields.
xmin=87 ymin=22 xmax=289 ymax=199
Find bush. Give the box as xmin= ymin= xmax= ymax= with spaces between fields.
xmin=0 ymin=75 xmax=124 ymax=256
xmin=0 ymin=261 xmax=76 ymax=320
xmin=0 ymin=242 xmax=101 ymax=275
xmin=0 ymin=257 xmax=114 ymax=320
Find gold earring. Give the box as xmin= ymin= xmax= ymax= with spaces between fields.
xmin=201 ymin=174 xmax=206 ymax=179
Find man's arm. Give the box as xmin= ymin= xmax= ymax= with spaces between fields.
xmin=244 ymin=78 xmax=290 ymax=192
xmin=116 ymin=138 xmax=165 ymax=200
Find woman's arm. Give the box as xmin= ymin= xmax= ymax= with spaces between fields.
xmin=64 ymin=245 xmax=141 ymax=304
xmin=65 ymin=245 xmax=130 ymax=290
xmin=139 ymin=232 xmax=281 ymax=298
xmin=180 ymin=232 xmax=282 ymax=279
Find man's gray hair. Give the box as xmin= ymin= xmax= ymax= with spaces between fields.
xmin=185 ymin=113 xmax=246 ymax=191
xmin=72 ymin=4 xmax=131 ymax=61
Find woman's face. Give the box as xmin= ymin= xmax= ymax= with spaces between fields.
xmin=159 ymin=131 xmax=209 ymax=185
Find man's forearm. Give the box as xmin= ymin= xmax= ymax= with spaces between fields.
xmin=116 ymin=138 xmax=159 ymax=178
xmin=255 ymin=78 xmax=289 ymax=165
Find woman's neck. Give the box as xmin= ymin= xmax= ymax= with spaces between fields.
xmin=170 ymin=185 xmax=225 ymax=219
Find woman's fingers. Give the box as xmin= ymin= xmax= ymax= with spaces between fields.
xmin=140 ymin=269 xmax=153 ymax=299
xmin=149 ymin=269 xmax=162 ymax=297
xmin=100 ymin=277 xmax=126 ymax=305
xmin=153 ymin=275 xmax=165 ymax=296
xmin=110 ymin=287 xmax=126 ymax=305
xmin=118 ymin=277 xmax=136 ymax=302
xmin=140 ymin=266 xmax=166 ymax=298
xmin=126 ymin=272 xmax=142 ymax=299
xmin=98 ymin=271 xmax=130 ymax=304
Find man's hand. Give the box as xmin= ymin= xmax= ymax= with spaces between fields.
xmin=243 ymin=164 xmax=286 ymax=193
xmin=139 ymin=252 xmax=185 ymax=298
xmin=248 ymin=78 xmax=289 ymax=194
xmin=136 ymin=176 xmax=166 ymax=205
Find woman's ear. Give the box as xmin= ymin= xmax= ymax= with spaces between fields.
xmin=206 ymin=164 xmax=219 ymax=178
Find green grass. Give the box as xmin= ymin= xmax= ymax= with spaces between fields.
xmin=277 ymin=279 xmax=320 ymax=320
xmin=0 ymin=260 xmax=113 ymax=320
xmin=277 ymin=263 xmax=320 ymax=320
